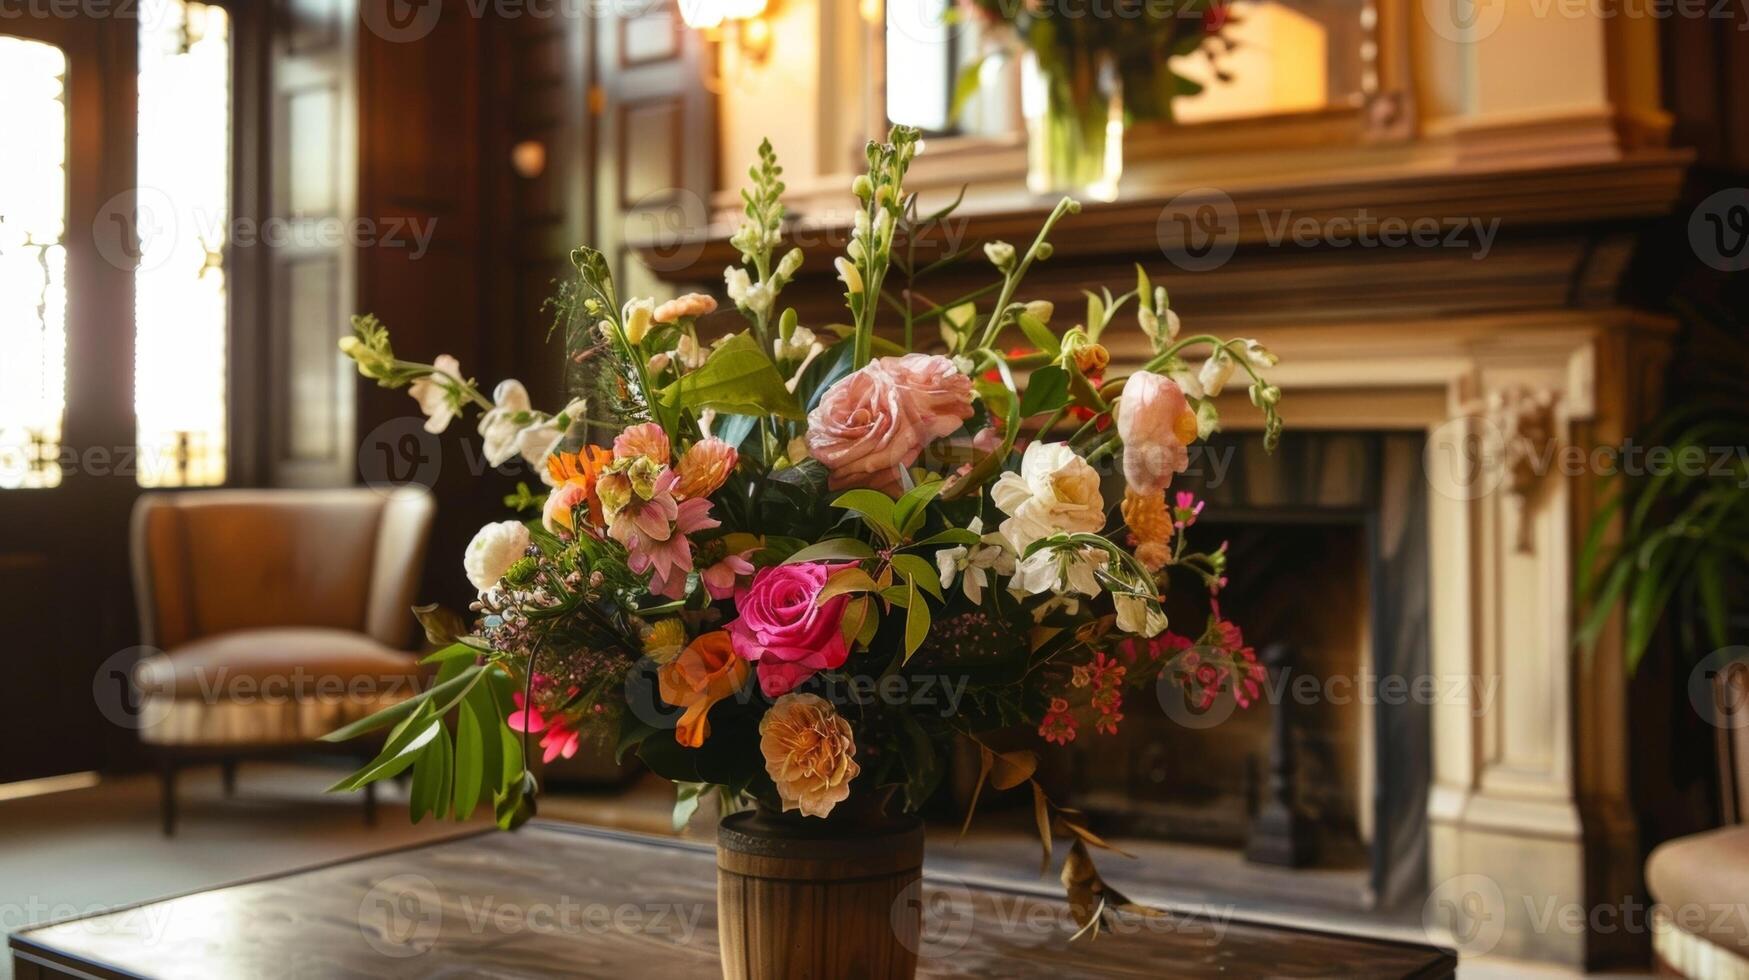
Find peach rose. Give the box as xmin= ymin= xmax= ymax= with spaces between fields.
xmin=658 ymin=631 xmax=750 ymax=748
xmin=542 ymin=483 xmax=588 ymax=535
xmin=805 ymin=354 xmax=973 ymax=494
xmin=1114 ymin=371 xmax=1198 ymax=495
xmin=758 ymin=693 xmax=860 ymax=818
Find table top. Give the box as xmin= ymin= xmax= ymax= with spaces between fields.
xmin=11 ymin=820 xmax=1455 ymax=979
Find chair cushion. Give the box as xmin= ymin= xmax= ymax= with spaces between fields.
xmin=1646 ymin=825 xmax=1749 ymax=953
xmin=136 ymin=628 xmax=425 ymax=748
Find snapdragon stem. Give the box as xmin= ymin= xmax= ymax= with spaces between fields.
xmin=974 ymin=197 xmax=1078 ymax=352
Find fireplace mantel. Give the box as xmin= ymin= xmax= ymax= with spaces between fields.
xmin=630 ymin=152 xmax=1683 ymax=969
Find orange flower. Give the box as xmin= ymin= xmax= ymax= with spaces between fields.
xmin=673 ymin=438 xmax=738 ymax=500
xmin=547 ymin=446 xmax=612 ymax=527
xmin=759 ymin=693 xmax=860 ymax=818
xmin=658 ymin=631 xmax=750 ymax=748
xmin=1121 ymin=489 xmax=1173 ymax=572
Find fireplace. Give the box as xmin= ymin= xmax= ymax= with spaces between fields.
xmin=1070 ymin=432 xmax=1432 ymax=911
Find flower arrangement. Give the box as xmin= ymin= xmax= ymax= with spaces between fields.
xmin=955 ymin=0 xmax=1237 ymax=197
xmin=329 ymin=126 xmax=1284 ymax=933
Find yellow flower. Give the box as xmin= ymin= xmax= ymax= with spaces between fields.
xmin=643 ymin=618 xmax=688 ymax=664
xmin=759 ymin=693 xmax=860 ymax=818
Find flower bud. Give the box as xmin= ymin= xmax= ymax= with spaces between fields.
xmin=835 ymin=257 xmax=864 ymax=294
xmin=622 ymin=298 xmax=654 ymax=345
xmin=777 ymin=247 xmax=803 ymax=279
xmin=983 ymin=240 xmax=1016 ymax=270
xmin=1024 ymin=300 xmax=1055 ymax=323
xmin=852 ymin=174 xmax=873 ymax=200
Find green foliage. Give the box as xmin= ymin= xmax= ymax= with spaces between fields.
xmin=658 ymin=332 xmax=804 ymax=420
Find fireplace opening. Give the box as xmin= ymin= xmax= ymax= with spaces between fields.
xmin=1070 ymin=431 xmax=1433 ymax=914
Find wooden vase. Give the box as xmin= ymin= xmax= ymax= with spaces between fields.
xmin=716 ymin=806 xmax=925 ymax=980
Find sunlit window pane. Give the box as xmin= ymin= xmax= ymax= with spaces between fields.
xmin=886 ymin=0 xmax=954 ymax=133
xmin=135 ymin=0 xmax=230 ymax=487
xmin=0 ymin=36 xmax=69 ymax=490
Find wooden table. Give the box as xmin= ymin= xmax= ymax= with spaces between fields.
xmin=10 ymin=820 xmax=1455 ymax=978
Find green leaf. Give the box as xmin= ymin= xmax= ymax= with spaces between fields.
xmin=495 ymin=769 xmax=537 ymax=830
xmin=910 ymin=527 xmax=981 ymax=549
xmin=832 ymin=489 xmax=901 ymax=544
xmin=419 ymin=642 xmax=480 ymax=666
xmin=658 ymin=332 xmax=804 ymax=420
xmin=1136 ymin=264 xmax=1153 ymax=313
xmin=819 ymin=566 xmax=879 ymax=603
xmin=892 ymin=553 xmax=943 ymax=602
xmin=1085 ymin=291 xmax=1106 ymax=335
xmin=412 ymin=604 xmax=469 ymax=645
xmin=895 ymin=479 xmax=945 ymax=538
xmin=784 ymin=538 xmax=877 ymax=564
xmin=409 ymin=723 xmax=452 ymax=822
xmin=949 ymin=53 xmax=990 ymax=122
xmin=321 ymin=665 xmax=483 ymax=743
xmin=904 ymin=579 xmax=932 ymax=661
xmin=672 ymin=782 xmax=705 ymax=833
xmin=1016 ymin=312 xmax=1060 ymax=357
xmin=327 ymin=705 xmax=440 ymax=792
xmin=453 ymin=689 xmax=489 ymax=818
xmin=1018 ymin=365 xmax=1071 ymax=417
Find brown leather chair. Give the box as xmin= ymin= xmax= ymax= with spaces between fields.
xmin=1646 ymin=660 xmax=1749 ymax=977
xmin=130 ymin=487 xmax=436 ymax=834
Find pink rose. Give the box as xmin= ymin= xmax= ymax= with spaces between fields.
xmin=1115 ymin=370 xmax=1198 ymax=495
xmin=727 ymin=562 xmax=853 ymax=697
xmin=805 ymin=354 xmax=973 ymax=494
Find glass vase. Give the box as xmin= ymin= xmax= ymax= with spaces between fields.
xmin=1023 ymin=51 xmax=1124 ymax=203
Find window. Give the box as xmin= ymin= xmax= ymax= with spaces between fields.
xmin=885 ymin=0 xmax=1014 ymax=138
xmin=135 ymin=0 xmax=230 ymax=487
xmin=0 ymin=36 xmax=69 ymax=490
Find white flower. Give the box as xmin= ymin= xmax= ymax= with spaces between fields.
xmin=1009 ymin=544 xmax=1107 ymax=597
xmin=835 ymin=257 xmax=864 ymax=294
xmin=724 ymin=266 xmax=774 ymax=317
xmin=1169 ymin=363 xmax=1205 ymax=399
xmin=407 ymin=354 xmax=462 ymax=434
xmin=464 ymin=520 xmax=530 ymax=593
xmin=991 ymin=442 xmax=1106 ymax=553
xmin=935 ymin=517 xmax=1015 ymax=604
xmin=478 ymin=379 xmax=533 ymax=467
xmin=1198 ymin=350 xmax=1237 ymax=397
xmin=774 ymin=325 xmax=817 ymax=363
xmin=676 ymin=332 xmax=710 ymax=371
xmin=1114 ymin=592 xmax=1168 ymax=638
xmin=1242 ymin=338 xmax=1277 ymax=368
xmin=1164 ymin=308 xmax=1182 ymax=341
xmin=983 ymin=240 xmax=1015 ymax=270
xmin=518 ymin=397 xmax=585 ymax=479
xmin=622 ymin=298 xmax=654 ymax=344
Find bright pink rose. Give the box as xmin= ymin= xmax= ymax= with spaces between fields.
xmin=805 ymin=354 xmax=973 ymax=494
xmin=727 ymin=562 xmax=853 ymax=697
xmin=1114 ymin=370 xmax=1198 ymax=495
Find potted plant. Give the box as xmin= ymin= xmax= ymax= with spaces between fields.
xmin=326 ymin=126 xmax=1284 ymax=977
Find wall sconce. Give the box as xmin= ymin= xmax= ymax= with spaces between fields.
xmin=679 ymin=0 xmax=775 ymax=63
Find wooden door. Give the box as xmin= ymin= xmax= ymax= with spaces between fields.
xmin=0 ymin=13 xmax=140 ymax=782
